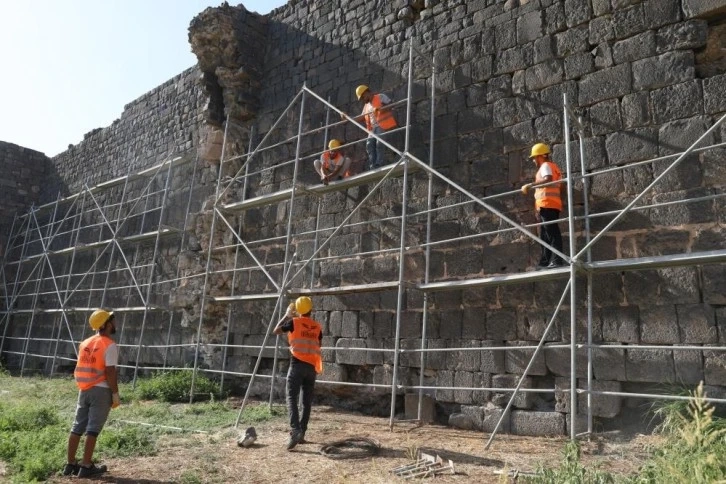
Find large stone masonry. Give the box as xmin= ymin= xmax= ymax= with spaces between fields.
xmin=188 ymin=0 xmax=726 ymax=434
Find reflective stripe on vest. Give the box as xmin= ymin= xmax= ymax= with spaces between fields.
xmin=534 ymin=162 xmax=563 ymax=211
xmin=287 ymin=316 xmax=323 ymax=374
xmin=364 ymin=94 xmax=397 ymax=132
xmin=74 ymin=334 xmax=113 ymax=390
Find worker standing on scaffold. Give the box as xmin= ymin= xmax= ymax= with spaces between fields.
xmin=273 ymin=296 xmax=323 ymax=450
xmin=341 ymin=85 xmax=398 ymax=170
xmin=521 ymin=143 xmax=566 ymax=270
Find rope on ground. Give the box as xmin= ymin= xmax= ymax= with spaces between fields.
xmin=319 ymin=437 xmax=381 ymax=459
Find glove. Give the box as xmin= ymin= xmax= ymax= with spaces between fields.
xmin=284 ymin=302 xmax=296 ymax=319
xmin=112 ymin=393 xmax=121 ymax=409
xmin=521 ymin=183 xmax=532 ymax=195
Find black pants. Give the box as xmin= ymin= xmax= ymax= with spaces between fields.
xmin=537 ymin=208 xmax=563 ymax=266
xmin=286 ymin=360 xmax=316 ymax=433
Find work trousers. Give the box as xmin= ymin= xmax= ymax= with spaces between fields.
xmin=366 ymin=126 xmax=386 ymax=170
xmin=537 ymin=207 xmax=563 ymax=266
xmin=286 ymin=360 xmax=316 ymax=433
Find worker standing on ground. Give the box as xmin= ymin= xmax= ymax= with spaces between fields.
xmin=341 ymin=85 xmax=397 ymax=170
xmin=521 ymin=143 xmax=565 ymax=269
xmin=63 ymin=309 xmax=121 ymax=478
xmin=273 ymin=296 xmax=323 ymax=450
xmin=314 ymin=139 xmax=352 ymax=185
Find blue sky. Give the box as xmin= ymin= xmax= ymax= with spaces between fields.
xmin=0 ymin=1 xmax=287 ymax=156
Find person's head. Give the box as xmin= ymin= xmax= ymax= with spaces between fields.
xmin=89 ymin=309 xmax=116 ymax=335
xmin=328 ymin=139 xmax=342 ymax=156
xmin=295 ymin=296 xmax=313 ymax=317
xmin=355 ymin=84 xmax=372 ymax=103
xmin=529 ymin=143 xmax=551 ymax=167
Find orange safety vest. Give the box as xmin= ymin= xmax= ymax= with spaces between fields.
xmin=364 ymin=94 xmax=397 ymax=132
xmin=74 ymin=334 xmax=114 ymax=390
xmin=287 ymin=316 xmax=323 ymax=374
xmin=534 ymin=161 xmax=563 ymax=211
xmin=321 ymin=151 xmax=350 ymax=178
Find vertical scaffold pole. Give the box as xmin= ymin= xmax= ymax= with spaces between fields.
xmin=564 ymin=93 xmax=578 ymax=441
xmin=270 ymin=86 xmax=307 ymax=407
xmin=418 ymin=57 xmax=436 ymax=421
xmin=389 ymin=40 xmax=414 ymax=428
xmin=309 ymin=99 xmax=330 ymax=288
xmin=191 ymin=114 xmax=231 ymax=403
xmin=578 ymin=116 xmax=594 ymax=436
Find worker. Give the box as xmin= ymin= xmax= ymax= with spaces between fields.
xmin=273 ymin=296 xmax=323 ymax=451
xmin=63 ymin=309 xmax=121 ymax=477
xmin=521 ymin=143 xmax=565 ymax=269
xmin=314 ymin=139 xmax=352 ymax=185
xmin=341 ymin=84 xmax=397 ymax=170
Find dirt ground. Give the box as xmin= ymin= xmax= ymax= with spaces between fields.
xmin=47 ymin=406 xmax=661 ymax=484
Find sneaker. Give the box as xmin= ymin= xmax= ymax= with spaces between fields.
xmin=547 ymin=260 xmax=564 ymax=268
xmin=286 ymin=430 xmax=303 ymax=451
xmin=62 ymin=463 xmax=79 ymax=476
xmin=77 ymin=464 xmax=107 ymax=478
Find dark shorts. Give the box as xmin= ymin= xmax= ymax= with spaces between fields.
xmin=70 ymin=386 xmax=112 ymax=437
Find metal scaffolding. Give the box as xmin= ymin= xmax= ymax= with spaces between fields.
xmin=1 ymin=38 xmax=725 ymax=446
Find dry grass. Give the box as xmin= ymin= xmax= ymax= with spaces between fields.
xmin=42 ymin=405 xmax=660 ymax=483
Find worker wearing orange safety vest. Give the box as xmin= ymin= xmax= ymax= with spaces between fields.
xmin=521 ymin=143 xmax=565 ymax=269
xmin=64 ymin=309 xmax=120 ymax=478
xmin=341 ymin=85 xmax=398 ymax=170
xmin=314 ymin=139 xmax=352 ymax=185
xmin=273 ymin=296 xmax=323 ymax=451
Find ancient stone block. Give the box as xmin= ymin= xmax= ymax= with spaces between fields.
xmin=589 ymin=99 xmax=622 ymax=136
xmin=656 ymin=20 xmax=708 ymax=54
xmin=487 ymin=309 xmax=517 ymax=340
xmin=545 ymin=344 xmax=588 ymax=378
xmin=632 ymin=52 xmax=695 ymax=91
xmin=436 ymin=369 xmax=454 ymax=401
xmin=506 ymin=341 xmax=548 ymax=375
xmin=564 ymin=52 xmax=595 ymax=80
xmin=495 ymin=45 xmax=534 ymax=75
xmin=605 ymin=127 xmax=658 ymax=164
xmin=626 ymin=348 xmax=675 ymax=382
xmin=495 ymin=19 xmax=517 ymax=51
xmin=593 ymin=344 xmax=627 ymax=381
xmin=578 ymin=64 xmax=631 ymax=106
xmin=674 ymin=349 xmax=704 ymax=385
xmin=613 ymin=31 xmax=655 ymax=64
xmin=555 ymin=24 xmax=589 ymax=56
xmin=565 ymin=0 xmax=592 ymax=27
xmin=611 ymin=4 xmax=645 ymax=40
xmin=335 ymin=338 xmax=367 ymax=365
xmin=643 ymin=0 xmax=682 ymax=29
xmin=704 ymin=349 xmax=726 ymax=385
xmin=682 ymin=0 xmax=726 ymax=19
xmin=341 ymin=310 xmax=359 ymax=338
xmin=492 ymin=374 xmax=534 ymax=409
xmin=517 ymin=10 xmax=543 ymax=44
xmin=589 ymin=16 xmax=614 ymax=45
xmin=651 ymin=81 xmax=703 ymax=124
xmin=601 ymin=306 xmax=639 ymax=344
xmin=481 ymin=340 xmax=507 ymax=374
xmin=482 ymin=405 xmax=511 ymax=433
xmin=510 ymin=410 xmax=565 ymax=436
xmin=703 ymin=266 xmax=726 ymax=306
xmin=703 ymin=74 xmax=726 ymax=114
xmin=533 ymin=36 xmax=555 ymax=64
xmin=677 ymin=304 xmax=717 ymax=344
xmin=525 ymin=60 xmax=564 ymax=90
xmin=544 ymin=3 xmax=566 ymax=35
xmin=621 ymin=91 xmax=651 ymax=128
xmin=639 ymin=305 xmax=679 ymax=344
xmin=405 ymin=393 xmax=436 ymax=423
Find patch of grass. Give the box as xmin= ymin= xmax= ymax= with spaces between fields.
xmin=98 ymin=425 xmax=156 ymax=458
xmin=179 ymin=470 xmax=203 ymax=484
xmin=135 ymin=371 xmax=225 ymax=403
xmin=631 ymin=383 xmax=726 ymax=483
xmin=525 ymin=441 xmax=615 ymax=484
xmin=237 ymin=403 xmax=285 ymax=424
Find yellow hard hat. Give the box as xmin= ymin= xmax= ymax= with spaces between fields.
xmin=328 ymin=139 xmax=342 ymax=150
xmin=529 ymin=143 xmax=551 ymax=158
xmin=355 ymin=85 xmax=369 ymax=100
xmin=89 ymin=309 xmax=114 ymax=331
xmin=295 ymin=296 xmax=313 ymax=315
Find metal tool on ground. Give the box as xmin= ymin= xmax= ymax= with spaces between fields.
xmin=391 ymin=451 xmax=455 ymax=479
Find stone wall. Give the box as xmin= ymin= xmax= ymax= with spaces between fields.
xmin=200 ymin=0 xmax=726 ymax=433
xmin=0 ymin=142 xmax=61 ymax=256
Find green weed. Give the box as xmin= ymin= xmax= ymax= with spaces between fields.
xmin=525 ymin=441 xmax=615 ymax=484
xmin=135 ymin=371 xmax=225 ymax=403
xmin=237 ymin=403 xmax=285 ymax=424
xmin=98 ymin=425 xmax=156 ymax=458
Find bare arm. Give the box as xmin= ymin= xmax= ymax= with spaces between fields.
xmin=105 ymin=366 xmax=119 ymax=394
